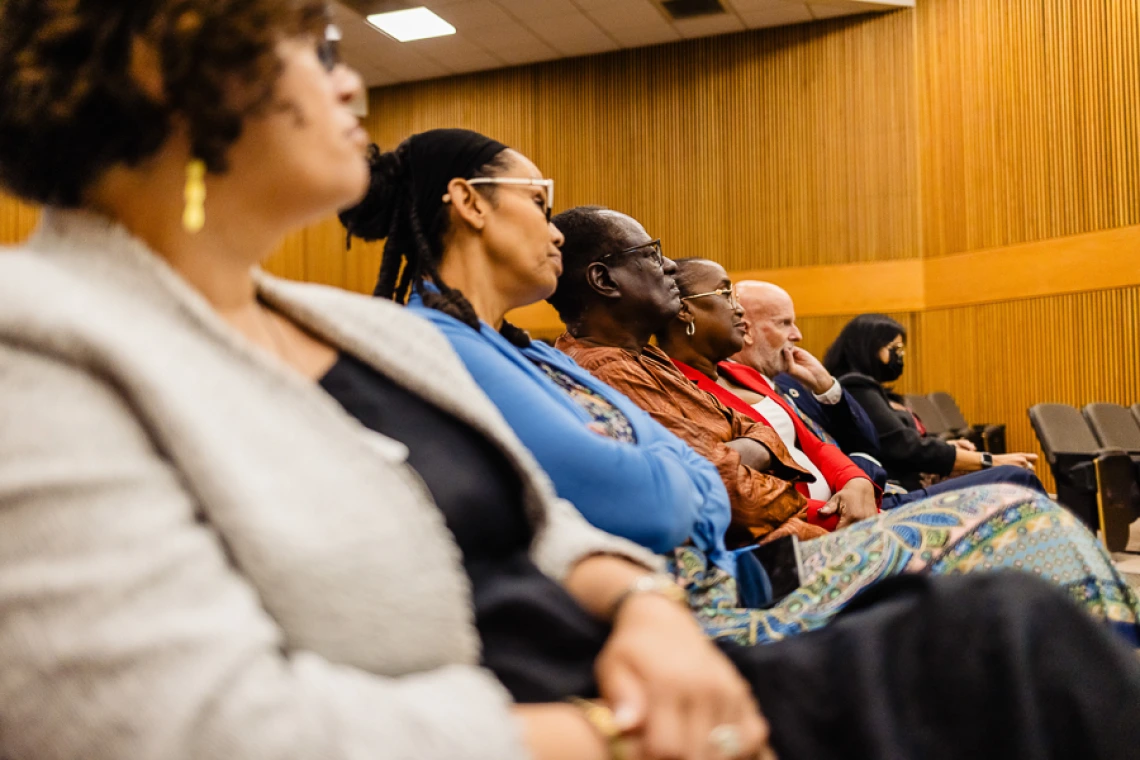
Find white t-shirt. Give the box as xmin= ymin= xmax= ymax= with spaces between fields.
xmin=751 ymin=375 xmax=832 ymax=501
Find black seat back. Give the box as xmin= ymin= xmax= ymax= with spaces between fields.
xmin=929 ymin=392 xmax=970 ymax=430
xmin=1029 ymin=404 xmax=1139 ymax=540
xmin=1029 ymin=403 xmax=1101 ymax=529
xmin=1029 ymin=403 xmax=1100 ymax=460
xmin=905 ymin=395 xmax=952 ymax=436
xmin=1130 ymin=403 xmax=1140 ymax=436
xmin=1083 ymin=403 xmax=1140 ymax=454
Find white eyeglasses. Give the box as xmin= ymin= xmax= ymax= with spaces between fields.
xmin=463 ymin=177 xmax=555 ymax=221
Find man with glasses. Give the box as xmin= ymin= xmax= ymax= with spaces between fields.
xmin=725 ymin=281 xmax=887 ymax=484
xmin=548 ymin=206 xmax=824 ymax=552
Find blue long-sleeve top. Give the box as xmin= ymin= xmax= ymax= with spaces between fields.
xmin=406 ymin=292 xmax=736 ymax=576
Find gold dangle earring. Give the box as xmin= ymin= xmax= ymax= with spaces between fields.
xmin=182 ymin=158 xmax=206 ymax=233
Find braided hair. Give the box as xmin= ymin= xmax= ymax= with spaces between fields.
xmin=339 ymin=134 xmax=532 ymax=348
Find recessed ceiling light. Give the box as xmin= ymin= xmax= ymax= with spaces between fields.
xmin=366 ymin=7 xmax=456 ymax=42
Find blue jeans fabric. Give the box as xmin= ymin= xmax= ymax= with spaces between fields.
xmin=882 ymin=465 xmax=1046 ymax=509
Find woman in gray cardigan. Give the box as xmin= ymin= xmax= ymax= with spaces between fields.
xmin=1 ymin=3 xmax=1138 ymax=760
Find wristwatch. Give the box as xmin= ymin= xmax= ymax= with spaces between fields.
xmin=609 ymin=573 xmax=688 ymax=619
xmin=980 ymin=452 xmax=994 ymax=469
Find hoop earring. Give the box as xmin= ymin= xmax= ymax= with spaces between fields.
xmin=182 ymin=159 xmax=206 ymax=233
xmin=685 ymin=320 xmax=695 ymax=337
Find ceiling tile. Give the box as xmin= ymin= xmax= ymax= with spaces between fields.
xmin=464 ymin=18 xmax=545 ymax=48
xmin=808 ymin=1 xmax=876 ymax=18
xmin=333 ymin=0 xmax=894 ymax=86
xmin=410 ymin=34 xmax=506 ymax=67
xmin=524 ymin=12 xmax=619 ymax=56
xmin=448 ymin=57 xmax=508 ymax=73
xmin=493 ymin=0 xmax=580 ymax=20
xmin=429 ymin=0 xmax=516 ymax=30
xmin=672 ymin=12 xmax=746 ymax=39
xmin=739 ymin=3 xmax=813 ymax=27
xmin=607 ymin=24 xmax=682 ymax=48
xmin=546 ymin=36 xmax=622 ymax=58
xmin=723 ymin=0 xmax=797 ymax=12
xmin=495 ymin=42 xmax=561 ymax=65
xmin=368 ymin=49 xmax=455 ymax=78
xmin=584 ymin=0 xmax=666 ymax=28
xmin=360 ymin=66 xmax=399 ymax=89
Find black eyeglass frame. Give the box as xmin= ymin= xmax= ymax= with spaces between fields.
xmin=597 ymin=238 xmax=664 ymax=268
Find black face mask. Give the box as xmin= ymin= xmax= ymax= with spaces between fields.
xmin=880 ymin=347 xmax=904 ymax=382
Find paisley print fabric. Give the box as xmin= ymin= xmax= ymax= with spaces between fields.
xmin=668 ymin=485 xmax=1140 ymax=647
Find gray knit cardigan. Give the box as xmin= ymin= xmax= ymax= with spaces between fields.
xmin=0 ymin=210 xmax=661 ymax=760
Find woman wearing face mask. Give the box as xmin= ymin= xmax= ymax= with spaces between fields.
xmin=823 ymin=314 xmax=1043 ymax=494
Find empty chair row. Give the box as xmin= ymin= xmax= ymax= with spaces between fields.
xmin=903 ymin=392 xmax=1007 ymax=454
xmin=1028 ymin=402 xmax=1140 ymax=553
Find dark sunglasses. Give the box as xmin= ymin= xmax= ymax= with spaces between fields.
xmin=598 ymin=238 xmax=664 ymax=268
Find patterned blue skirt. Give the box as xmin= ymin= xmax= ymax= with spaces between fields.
xmin=670 ymin=485 xmax=1140 ymax=646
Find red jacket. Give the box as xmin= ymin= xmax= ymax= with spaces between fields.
xmin=672 ymin=359 xmax=879 ymax=530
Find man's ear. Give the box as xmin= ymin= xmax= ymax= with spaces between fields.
xmin=585 ymin=261 xmax=622 ymax=300
xmin=740 ymin=319 xmax=755 ymax=347
xmin=444 ymin=178 xmax=489 ymax=231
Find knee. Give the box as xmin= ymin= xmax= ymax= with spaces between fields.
xmin=991 ymin=465 xmax=1046 ymax=494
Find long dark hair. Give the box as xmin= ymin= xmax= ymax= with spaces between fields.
xmin=339 ymin=131 xmax=532 ymax=348
xmin=822 ymin=313 xmax=907 ymax=381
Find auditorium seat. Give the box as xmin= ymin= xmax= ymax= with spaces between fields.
xmin=1129 ymin=403 xmax=1140 ymax=434
xmin=903 ymin=395 xmax=957 ymax=441
xmin=929 ymin=391 xmax=1003 ymax=453
xmin=1083 ymin=403 xmax=1140 ymax=454
xmin=1029 ymin=403 xmax=1135 ymax=551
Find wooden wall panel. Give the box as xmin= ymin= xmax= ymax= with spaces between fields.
xmin=917 ymin=0 xmax=1140 ymax=257
xmin=916 ymin=287 xmax=1140 ymax=493
xmin=0 ymin=192 xmax=39 ymax=246
xmin=365 ymin=11 xmax=920 ymax=273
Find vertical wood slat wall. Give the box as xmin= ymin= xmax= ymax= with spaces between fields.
xmin=363 ymin=10 xmax=921 ymax=272
xmin=916 ymin=288 xmax=1140 ymax=494
xmin=917 ymin=0 xmax=1140 ymax=258
xmin=0 ymin=191 xmax=39 ymax=246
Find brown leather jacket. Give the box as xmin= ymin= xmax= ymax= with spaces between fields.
xmin=557 ymin=335 xmax=821 ymax=546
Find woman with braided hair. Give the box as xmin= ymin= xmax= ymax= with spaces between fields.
xmin=341 ymin=129 xmax=814 ymax=617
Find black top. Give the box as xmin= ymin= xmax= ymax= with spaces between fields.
xmin=319 ymin=352 xmax=607 ymax=702
xmin=838 ymin=373 xmax=958 ymax=490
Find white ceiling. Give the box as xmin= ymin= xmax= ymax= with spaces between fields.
xmin=333 ymin=0 xmax=914 ymax=88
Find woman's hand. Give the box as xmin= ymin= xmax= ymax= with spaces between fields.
xmin=994 ymin=452 xmax=1038 ymax=472
xmin=818 ymin=478 xmax=878 ymax=529
xmin=950 ymin=438 xmax=977 ymax=451
xmin=595 ymin=593 xmax=771 ymax=760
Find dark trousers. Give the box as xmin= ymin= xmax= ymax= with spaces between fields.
xmin=721 ymin=572 xmax=1140 ymax=760
xmin=882 ymin=465 xmax=1046 ymax=509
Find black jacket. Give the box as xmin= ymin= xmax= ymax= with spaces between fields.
xmin=838 ymin=373 xmax=958 ymax=490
